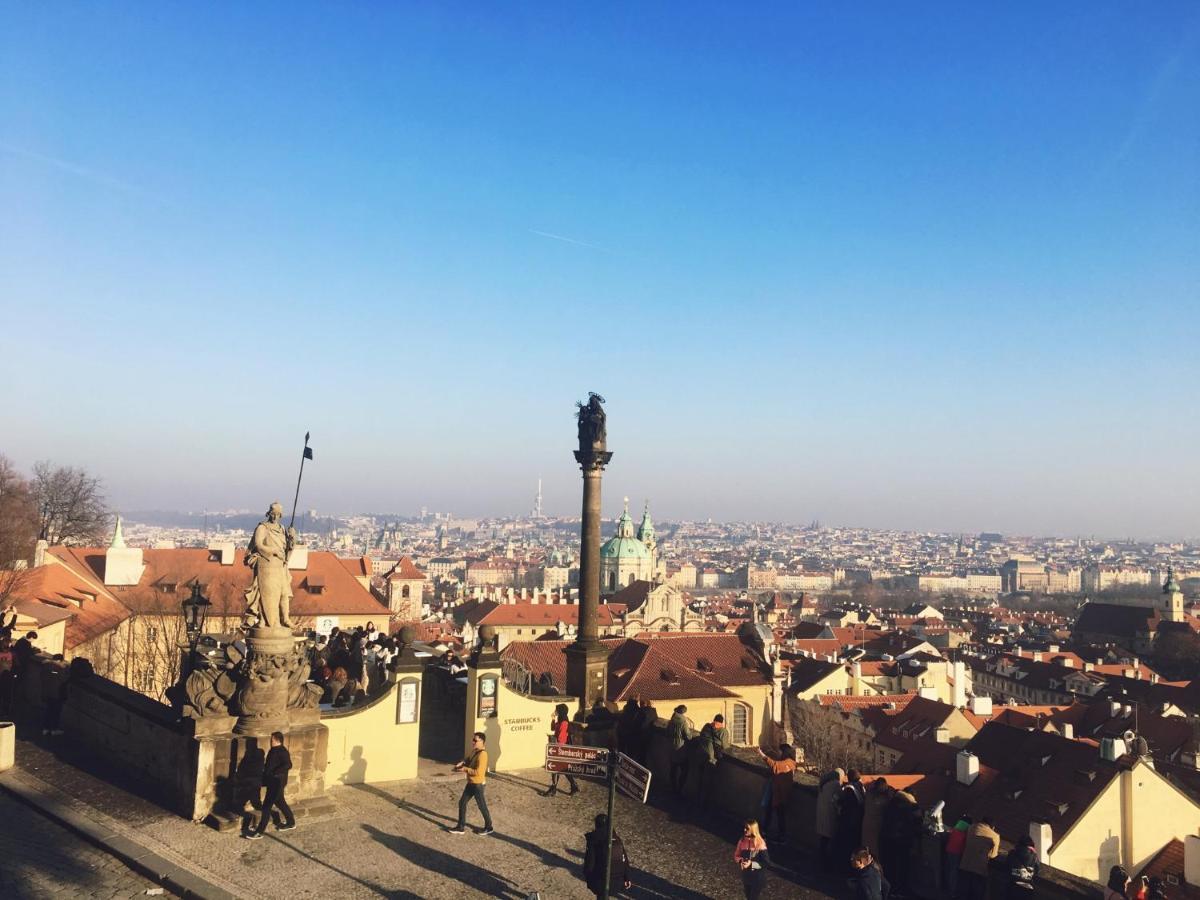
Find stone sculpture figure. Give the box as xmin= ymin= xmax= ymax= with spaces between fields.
xmin=182 ymin=663 xmax=238 ymax=718
xmin=242 ymin=501 xmax=296 ymax=629
xmin=576 ymin=392 xmax=607 ymax=453
xmin=286 ymin=643 xmax=323 ymax=709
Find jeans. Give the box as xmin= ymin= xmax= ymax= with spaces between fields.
xmin=457 ymin=783 xmax=493 ymax=829
xmin=255 ymin=782 xmax=294 ymax=834
xmin=550 ymin=772 xmax=578 ymax=792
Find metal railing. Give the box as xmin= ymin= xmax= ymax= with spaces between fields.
xmin=501 ymin=656 xmax=534 ymax=695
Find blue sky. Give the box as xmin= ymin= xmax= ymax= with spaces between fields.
xmin=1 ymin=4 xmax=1198 ymax=537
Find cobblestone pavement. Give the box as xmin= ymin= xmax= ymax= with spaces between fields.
xmin=14 ymin=728 xmax=841 ymax=899
xmin=0 ymin=792 xmax=159 ymax=899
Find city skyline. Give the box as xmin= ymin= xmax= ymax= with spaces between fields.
xmin=3 ymin=5 xmax=1198 ymax=537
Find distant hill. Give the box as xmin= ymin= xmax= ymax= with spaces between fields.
xmin=125 ymin=510 xmax=343 ymax=534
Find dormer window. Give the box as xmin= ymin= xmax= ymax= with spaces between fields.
xmin=158 ymin=581 xmax=177 ymax=593
xmin=307 ymin=574 xmax=326 ymax=594
xmin=660 ymin=668 xmax=680 ymax=685
xmin=695 ymin=657 xmax=715 ymax=674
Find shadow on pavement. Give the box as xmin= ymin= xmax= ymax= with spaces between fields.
xmin=563 ymin=848 xmax=716 ymax=900
xmin=362 ymin=823 xmax=526 ymax=899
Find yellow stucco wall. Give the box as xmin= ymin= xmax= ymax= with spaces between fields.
xmin=1049 ymin=777 xmax=1123 ymax=882
xmin=322 ymin=674 xmax=420 ymax=784
xmin=644 ymin=684 xmax=773 ymax=746
xmin=464 ymin=664 xmax=569 ymax=772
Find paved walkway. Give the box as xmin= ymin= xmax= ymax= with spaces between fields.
xmin=0 ymin=791 xmax=158 ymax=899
xmin=9 ymin=728 xmax=841 ymax=899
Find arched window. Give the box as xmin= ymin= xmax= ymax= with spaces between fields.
xmin=731 ymin=702 xmax=751 ymax=745
xmin=627 ymin=572 xmax=635 ymax=586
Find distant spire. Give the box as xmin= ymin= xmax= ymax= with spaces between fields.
xmin=110 ymin=514 xmax=126 ymax=549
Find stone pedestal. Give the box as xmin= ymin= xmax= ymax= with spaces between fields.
xmin=234 ymin=626 xmax=293 ymax=736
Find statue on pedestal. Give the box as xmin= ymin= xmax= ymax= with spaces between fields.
xmin=242 ymin=501 xmax=296 ymax=629
xmin=576 ymin=392 xmax=607 ymax=454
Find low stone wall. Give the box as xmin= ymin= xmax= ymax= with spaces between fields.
xmin=640 ymin=723 xmax=1101 ymax=899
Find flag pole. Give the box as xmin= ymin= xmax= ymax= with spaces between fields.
xmin=289 ymin=432 xmax=311 ymax=531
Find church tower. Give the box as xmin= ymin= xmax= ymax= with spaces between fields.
xmin=1164 ymin=567 xmax=1185 ymax=623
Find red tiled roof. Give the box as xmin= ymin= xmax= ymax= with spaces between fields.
xmin=339 ymin=556 xmax=372 ymax=579
xmin=4 ymin=561 xmax=131 ymax=650
xmin=386 ymin=556 xmax=425 ymax=581
xmin=49 ymin=546 xmax=388 ymax=619
xmin=464 ymin=600 xmax=625 ymax=628
xmin=1137 ymin=839 xmax=1200 ymax=898
xmin=817 ymin=693 xmax=916 ymax=710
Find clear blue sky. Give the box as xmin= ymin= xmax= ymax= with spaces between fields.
xmin=1 ymin=4 xmax=1198 ymax=538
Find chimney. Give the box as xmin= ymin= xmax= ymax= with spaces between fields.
xmin=956 ymin=750 xmax=979 ymax=786
xmin=919 ymin=686 xmax=939 ymax=701
xmin=1033 ymin=652 xmax=1043 ymax=662
xmin=953 ymin=660 xmax=967 ymax=708
xmin=970 ymin=695 xmax=992 ymax=717
xmin=1048 ymin=644 xmax=1059 ymax=653
xmin=935 ymin=726 xmax=950 ymax=744
xmin=1062 ymin=723 xmax=1074 ymax=740
xmin=1186 ymin=835 xmax=1200 ymax=888
xmin=1060 ymin=658 xmax=1075 ymax=668
xmin=208 ymin=541 xmax=236 ymax=566
xmin=33 ymin=539 xmax=48 ymax=568
xmin=1030 ymin=821 xmax=1052 ymax=865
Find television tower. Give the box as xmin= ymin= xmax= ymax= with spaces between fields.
xmin=532 ymin=478 xmax=544 ymax=518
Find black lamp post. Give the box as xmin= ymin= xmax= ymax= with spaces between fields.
xmin=182 ymin=582 xmax=212 ymax=655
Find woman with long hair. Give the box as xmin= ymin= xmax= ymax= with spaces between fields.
xmin=546 ymin=702 xmax=578 ymax=797
xmin=734 ymin=819 xmax=771 ymax=899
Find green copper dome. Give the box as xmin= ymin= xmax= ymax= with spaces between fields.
xmin=600 ymin=498 xmax=651 ymax=560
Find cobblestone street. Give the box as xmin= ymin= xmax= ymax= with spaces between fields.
xmin=10 ymin=730 xmax=841 ymax=899
xmin=0 ymin=792 xmax=158 ymax=899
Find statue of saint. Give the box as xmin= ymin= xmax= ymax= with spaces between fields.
xmin=242 ymin=501 xmax=296 ymax=629
xmin=576 ymin=392 xmax=607 ymax=453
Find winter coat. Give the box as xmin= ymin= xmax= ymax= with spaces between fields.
xmin=694 ymin=722 xmax=729 ymax=765
xmin=959 ymin=822 xmax=1001 ymax=877
xmin=815 ymin=769 xmax=844 ymax=839
xmin=849 ymin=863 xmax=891 ymax=900
xmin=861 ymin=787 xmax=890 ymax=856
xmin=668 ymin=712 xmax=692 ymax=753
xmin=1005 ymin=845 xmax=1039 ymax=891
xmin=584 ymin=829 xmax=630 ymax=893
xmin=881 ymin=791 xmax=922 ymax=847
xmin=263 ymin=745 xmax=293 ymax=789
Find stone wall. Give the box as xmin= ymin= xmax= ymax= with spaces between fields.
xmin=640 ymin=722 xmax=1102 ymax=899
xmin=322 ymin=669 xmax=420 ymax=785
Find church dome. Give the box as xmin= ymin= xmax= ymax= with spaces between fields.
xmin=600 ymin=499 xmax=651 ymax=560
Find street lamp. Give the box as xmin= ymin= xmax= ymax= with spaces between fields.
xmin=182 ymin=582 xmax=212 ymax=650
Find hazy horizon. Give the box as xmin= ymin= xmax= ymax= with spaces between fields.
xmin=3 ymin=5 xmax=1198 ymax=539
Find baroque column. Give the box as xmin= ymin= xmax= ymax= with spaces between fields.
xmin=564 ymin=393 xmax=613 ymax=715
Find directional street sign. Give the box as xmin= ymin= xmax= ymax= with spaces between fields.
xmin=615 ymin=751 xmax=651 ymax=803
xmin=545 ymin=744 xmax=610 ymax=781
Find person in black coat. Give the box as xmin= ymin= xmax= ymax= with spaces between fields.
xmin=246 ymin=731 xmax=295 ymax=837
xmin=235 ymin=743 xmax=265 ymax=816
xmin=834 ymin=770 xmax=866 ymax=874
xmin=849 ymin=847 xmax=891 ymax=900
xmin=1005 ymin=835 xmax=1040 ymax=898
xmin=583 ymin=814 xmax=631 ymax=898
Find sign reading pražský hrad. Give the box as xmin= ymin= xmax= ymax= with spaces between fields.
xmin=545 ymin=744 xmax=609 ymax=780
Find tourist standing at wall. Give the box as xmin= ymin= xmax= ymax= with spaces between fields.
xmin=734 ymin=819 xmax=772 ymax=900
xmin=694 ymin=714 xmax=730 ymax=808
xmin=834 ymin=770 xmax=866 ymax=874
xmin=546 ymin=703 xmax=578 ymax=797
xmin=247 ymin=731 xmax=295 ymax=838
xmin=880 ymin=788 xmax=921 ymax=897
xmin=449 ymin=731 xmax=494 ymax=835
xmin=957 ymin=816 xmax=1000 ymax=900
xmin=756 ymin=744 xmax=796 ymax=841
xmin=668 ymin=705 xmax=692 ymax=794
xmin=942 ymin=816 xmax=971 ymax=898
xmin=860 ymin=778 xmax=891 ymax=859
xmin=1004 ymin=834 xmax=1039 ymax=897
xmin=814 ymin=768 xmax=845 ymax=870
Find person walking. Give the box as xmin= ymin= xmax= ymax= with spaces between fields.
xmin=546 ymin=703 xmax=578 ymax=797
xmin=957 ymin=816 xmax=1000 ymax=900
xmin=245 ymin=731 xmax=295 ymax=838
xmin=815 ymin=768 xmax=844 ymax=870
xmin=449 ymin=731 xmax=494 ymax=835
xmin=668 ymin=705 xmax=692 ymax=795
xmin=849 ymin=847 xmax=892 ymax=900
xmin=756 ymin=744 xmax=796 ymax=840
xmin=1004 ymin=835 xmax=1039 ymax=898
xmin=583 ymin=813 xmax=631 ymax=898
xmin=734 ymin=819 xmax=772 ymax=900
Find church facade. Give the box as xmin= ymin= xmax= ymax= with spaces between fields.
xmin=600 ymin=499 xmax=660 ymax=591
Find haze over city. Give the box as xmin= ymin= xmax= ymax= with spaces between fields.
xmin=3 ymin=4 xmax=1198 ymax=537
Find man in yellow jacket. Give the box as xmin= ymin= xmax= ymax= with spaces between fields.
xmin=449 ymin=731 xmax=494 ymax=835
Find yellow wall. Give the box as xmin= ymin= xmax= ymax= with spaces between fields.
xmin=464 ymin=664 xmax=574 ymax=772
xmin=644 ymin=684 xmax=773 ymax=746
xmin=323 ymin=674 xmax=420 ymax=784
xmin=791 ymin=667 xmax=852 ymax=702
xmin=1051 ymin=777 xmax=1123 ymax=882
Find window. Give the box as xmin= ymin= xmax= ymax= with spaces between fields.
xmin=402 ymin=585 xmax=411 ymax=599
xmin=146 ymin=626 xmax=158 ymax=642
xmin=731 ymin=703 xmax=751 ymax=745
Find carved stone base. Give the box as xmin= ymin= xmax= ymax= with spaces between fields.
xmin=234 ymin=626 xmax=294 ymax=736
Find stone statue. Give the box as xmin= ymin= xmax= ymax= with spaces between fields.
xmin=576 ymin=392 xmax=607 ymax=453
xmin=286 ymin=643 xmax=323 ymax=709
xmin=242 ymin=501 xmax=296 ymax=629
xmin=182 ymin=663 xmax=238 ymax=718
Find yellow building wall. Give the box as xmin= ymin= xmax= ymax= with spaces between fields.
xmin=322 ymin=675 xmax=420 ymax=784
xmin=791 ymin=668 xmax=852 ymax=702
xmin=643 ymin=684 xmax=773 ymax=746
xmin=464 ymin=664 xmax=571 ymax=772
xmin=1125 ymin=762 xmax=1200 ymax=874
xmin=1050 ymin=778 xmax=1123 ymax=882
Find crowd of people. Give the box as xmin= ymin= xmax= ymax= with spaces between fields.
xmin=308 ymin=622 xmax=399 ymax=707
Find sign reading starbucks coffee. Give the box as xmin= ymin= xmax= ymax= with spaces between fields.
xmin=478 ymin=674 xmax=498 ymax=718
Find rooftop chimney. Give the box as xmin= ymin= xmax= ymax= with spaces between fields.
xmin=1030 ymin=821 xmax=1052 ymax=865
xmin=286 ymin=544 xmax=309 ymax=570
xmin=1186 ymin=835 xmax=1200 ymax=888
xmin=952 ymin=660 xmax=967 ymax=709
xmin=935 ymin=726 xmax=950 ymax=744
xmin=208 ymin=541 xmax=236 ymax=566
xmin=971 ymin=695 xmax=992 ymax=717
xmin=1062 ymin=723 xmax=1074 ymax=740
xmin=957 ymin=750 xmax=979 ymax=786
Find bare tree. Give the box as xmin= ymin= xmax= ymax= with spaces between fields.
xmin=788 ymin=696 xmax=873 ymax=774
xmin=33 ymin=462 xmax=110 ymax=546
xmin=0 ymin=455 xmax=39 ymax=606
